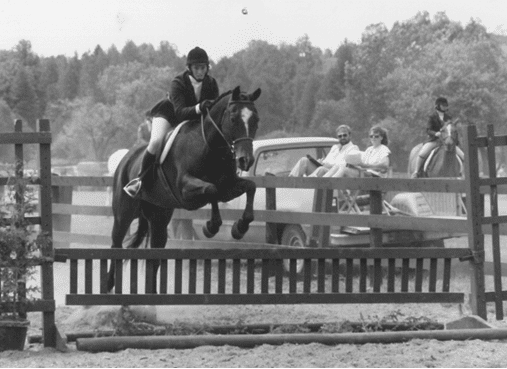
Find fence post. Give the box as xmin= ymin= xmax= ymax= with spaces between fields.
xmin=51 ymin=184 xmax=73 ymax=248
xmin=265 ymin=183 xmax=277 ymax=244
xmin=463 ymin=123 xmax=487 ymax=319
xmin=369 ymin=189 xmax=383 ymax=248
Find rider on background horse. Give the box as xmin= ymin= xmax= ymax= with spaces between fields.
xmin=411 ymin=97 xmax=465 ymax=178
xmin=124 ymin=46 xmax=220 ymax=197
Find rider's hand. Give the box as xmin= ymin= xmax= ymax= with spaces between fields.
xmin=199 ymin=100 xmax=213 ymax=113
xmin=435 ymin=131 xmax=442 ymax=137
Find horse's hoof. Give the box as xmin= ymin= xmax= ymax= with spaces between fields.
xmin=202 ymin=222 xmax=219 ymax=238
xmin=231 ymin=220 xmax=249 ymax=240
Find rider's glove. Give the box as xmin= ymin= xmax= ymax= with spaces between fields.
xmin=435 ymin=131 xmax=442 ymax=137
xmin=199 ymin=100 xmax=213 ymax=113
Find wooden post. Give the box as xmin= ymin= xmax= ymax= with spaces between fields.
xmin=463 ymin=123 xmax=487 ymax=319
xmin=369 ymin=189 xmax=383 ymax=248
xmin=51 ymin=184 xmax=73 ymax=248
xmin=486 ymin=124 xmax=503 ymax=320
xmin=265 ymin=183 xmax=277 ymax=244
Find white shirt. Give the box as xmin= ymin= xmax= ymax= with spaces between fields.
xmin=361 ymin=144 xmax=391 ymax=166
xmin=322 ymin=141 xmax=360 ymax=167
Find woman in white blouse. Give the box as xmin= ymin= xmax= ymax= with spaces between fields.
xmin=323 ymin=125 xmax=391 ymax=178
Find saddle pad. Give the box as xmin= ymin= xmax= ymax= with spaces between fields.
xmin=159 ymin=120 xmax=190 ymax=164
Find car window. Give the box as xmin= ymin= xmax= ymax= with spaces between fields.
xmin=254 ymin=146 xmax=331 ymax=177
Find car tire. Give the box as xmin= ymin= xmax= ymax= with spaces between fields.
xmin=281 ymin=225 xmax=306 ymax=274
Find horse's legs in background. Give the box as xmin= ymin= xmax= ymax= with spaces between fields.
xmin=203 ymin=200 xmax=222 ymax=238
xmin=143 ymin=204 xmax=174 ymax=293
xmin=230 ymin=178 xmax=256 ymax=240
xmin=107 ymin=197 xmax=139 ymax=292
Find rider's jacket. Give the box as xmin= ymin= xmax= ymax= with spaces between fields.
xmin=426 ymin=111 xmax=452 ymax=142
xmin=169 ymin=70 xmax=219 ymax=123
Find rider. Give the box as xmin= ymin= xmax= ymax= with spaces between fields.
xmin=411 ymin=97 xmax=464 ymax=178
xmin=124 ymin=47 xmax=219 ymax=198
xmin=170 ymin=46 xmax=219 ymax=123
xmin=135 ymin=110 xmax=152 ymax=146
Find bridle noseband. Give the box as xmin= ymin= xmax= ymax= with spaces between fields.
xmin=201 ymin=99 xmax=255 ymax=156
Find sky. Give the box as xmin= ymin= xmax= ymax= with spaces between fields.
xmin=1 ymin=0 xmax=506 ymax=62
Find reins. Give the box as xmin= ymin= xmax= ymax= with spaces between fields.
xmin=200 ymin=99 xmax=254 ymax=156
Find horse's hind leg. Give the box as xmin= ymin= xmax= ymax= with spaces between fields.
xmin=107 ymin=200 xmax=139 ymax=292
xmin=143 ymin=204 xmax=174 ymax=293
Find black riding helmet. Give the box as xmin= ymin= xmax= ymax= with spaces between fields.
xmin=435 ymin=97 xmax=448 ymax=111
xmin=187 ymin=47 xmax=209 ymax=66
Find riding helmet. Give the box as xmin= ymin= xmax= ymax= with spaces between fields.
xmin=435 ymin=97 xmax=448 ymax=106
xmin=187 ymin=47 xmax=209 ymax=66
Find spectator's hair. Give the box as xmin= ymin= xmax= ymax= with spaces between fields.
xmin=336 ymin=124 xmax=352 ymax=135
xmin=370 ymin=125 xmax=388 ymax=146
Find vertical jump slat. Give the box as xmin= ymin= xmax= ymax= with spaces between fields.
xmin=131 ymin=259 xmax=139 ymax=294
xmin=247 ymin=259 xmax=255 ymax=294
xmin=332 ymin=259 xmax=340 ymax=293
xmin=387 ymin=259 xmax=396 ymax=292
xmin=415 ymin=258 xmax=424 ymax=292
xmin=188 ymin=259 xmax=196 ymax=294
xmin=401 ymin=259 xmax=410 ymax=292
xmin=70 ymin=259 xmax=78 ymax=294
xmin=114 ymin=259 xmax=122 ymax=294
xmin=84 ymin=259 xmax=92 ymax=294
xmin=317 ymin=259 xmax=325 ymax=293
xmin=429 ymin=258 xmax=437 ymax=292
xmin=359 ymin=259 xmax=367 ymax=292
xmin=159 ymin=259 xmax=167 ymax=294
xmin=303 ymin=259 xmax=312 ymax=293
xmin=373 ymin=259 xmax=382 ymax=292
xmin=345 ymin=259 xmax=353 ymax=292
xmin=232 ymin=259 xmax=240 ymax=294
xmin=100 ymin=260 xmax=108 ymax=294
xmin=218 ymin=259 xmax=226 ymax=294
xmin=443 ymin=258 xmax=451 ymax=292
xmin=289 ymin=259 xmax=297 ymax=293
xmin=261 ymin=259 xmax=269 ymax=293
xmin=174 ymin=259 xmax=182 ymax=294
xmin=204 ymin=259 xmax=211 ymax=294
xmin=275 ymin=259 xmax=283 ymax=294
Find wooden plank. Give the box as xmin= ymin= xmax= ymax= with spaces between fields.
xmin=304 ymin=259 xmax=312 ymax=293
xmin=415 ymin=259 xmax=424 ymax=292
xmin=429 ymin=259 xmax=437 ymax=293
xmin=203 ymin=260 xmax=211 ymax=294
xmin=443 ymin=259 xmax=451 ymax=292
xmin=174 ymin=259 xmax=182 ymax=294
xmin=100 ymin=260 xmax=108 ymax=294
xmin=85 ymin=259 xmax=92 ymax=294
xmin=359 ymin=259 xmax=367 ymax=292
xmin=346 ymin=259 xmax=353 ymax=293
xmin=387 ymin=259 xmax=395 ymax=292
xmin=373 ymin=259 xmax=382 ymax=292
xmin=369 ymin=190 xmax=383 ymax=247
xmin=52 ymin=203 xmax=112 ymax=216
xmin=265 ymin=186 xmax=277 ymax=244
xmin=261 ymin=259 xmax=269 ymax=293
xmin=332 ymin=259 xmax=340 ymax=293
xmin=289 ymin=259 xmax=297 ymax=293
xmin=66 ymin=292 xmax=465 ymax=306
xmin=0 ymin=131 xmax=52 ymax=144
xmin=131 ymin=259 xmax=139 ymax=294
xmin=275 ymin=259 xmax=283 ymax=294
xmin=218 ymin=259 xmax=226 ymax=294
xmin=57 ymin=246 xmax=472 ymax=260
xmin=114 ymin=259 xmax=122 ymax=294
xmin=247 ymin=259 xmax=255 ymax=294
xmin=232 ymin=259 xmax=240 ymax=294
xmin=401 ymin=259 xmax=410 ymax=292
xmin=188 ymin=259 xmax=197 ymax=294
xmin=160 ymin=259 xmax=168 ymax=293
xmin=70 ymin=259 xmax=78 ymax=294
xmin=317 ymin=259 xmax=325 ymax=293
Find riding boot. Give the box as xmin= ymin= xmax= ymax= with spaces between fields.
xmin=123 ymin=151 xmax=157 ymax=198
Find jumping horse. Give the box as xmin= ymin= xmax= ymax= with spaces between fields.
xmin=107 ymin=86 xmax=261 ymax=292
xmin=408 ymin=120 xmax=462 ymax=178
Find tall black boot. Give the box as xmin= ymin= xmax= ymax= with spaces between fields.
xmin=123 ymin=151 xmax=157 ymax=198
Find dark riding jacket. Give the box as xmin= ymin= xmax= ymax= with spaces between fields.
xmin=169 ymin=70 xmax=219 ymax=123
xmin=150 ymin=99 xmax=178 ymax=128
xmin=426 ymin=111 xmax=452 ymax=142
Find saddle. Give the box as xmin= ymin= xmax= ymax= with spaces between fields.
xmin=138 ymin=121 xmax=190 ymax=209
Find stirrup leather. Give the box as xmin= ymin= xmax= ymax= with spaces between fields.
xmin=123 ymin=178 xmax=142 ymax=198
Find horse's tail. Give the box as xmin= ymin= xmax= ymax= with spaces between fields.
xmin=126 ymin=211 xmax=150 ymax=249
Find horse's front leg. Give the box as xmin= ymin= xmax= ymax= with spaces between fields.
xmin=202 ymin=200 xmax=222 ymax=238
xmin=229 ymin=178 xmax=256 ymax=240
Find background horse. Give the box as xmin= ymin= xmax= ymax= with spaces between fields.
xmin=107 ymin=86 xmax=261 ymax=292
xmin=105 ymin=148 xmax=129 ymax=207
xmin=408 ymin=121 xmax=462 ymax=178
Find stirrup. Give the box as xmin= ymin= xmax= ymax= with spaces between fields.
xmin=123 ymin=178 xmax=142 ymax=198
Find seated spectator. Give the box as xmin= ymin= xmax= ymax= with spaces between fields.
xmin=322 ymin=125 xmax=391 ymax=178
xmin=289 ymin=125 xmax=359 ymax=177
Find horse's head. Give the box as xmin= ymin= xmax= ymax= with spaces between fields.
xmin=208 ymin=86 xmax=261 ymax=171
xmin=440 ymin=120 xmax=459 ymax=152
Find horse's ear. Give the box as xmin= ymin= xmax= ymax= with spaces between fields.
xmin=232 ymin=86 xmax=241 ymax=100
xmin=249 ymin=88 xmax=261 ymax=102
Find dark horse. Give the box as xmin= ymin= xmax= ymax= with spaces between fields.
xmin=107 ymin=86 xmax=261 ymax=292
xmin=408 ymin=120 xmax=462 ymax=178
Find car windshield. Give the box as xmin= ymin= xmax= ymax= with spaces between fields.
xmin=254 ymin=146 xmax=331 ymax=177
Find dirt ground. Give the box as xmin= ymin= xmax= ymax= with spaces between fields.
xmin=1 ymin=300 xmax=507 ymax=368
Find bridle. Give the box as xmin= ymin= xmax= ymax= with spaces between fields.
xmin=200 ymin=99 xmax=255 ymax=156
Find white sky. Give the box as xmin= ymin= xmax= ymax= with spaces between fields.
xmin=1 ymin=0 xmax=506 ymax=61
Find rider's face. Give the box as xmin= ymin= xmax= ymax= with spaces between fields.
xmin=190 ymin=63 xmax=208 ymax=81
xmin=439 ymin=103 xmax=449 ymax=112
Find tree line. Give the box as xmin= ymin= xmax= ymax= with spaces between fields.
xmin=0 ymin=11 xmax=506 ymax=171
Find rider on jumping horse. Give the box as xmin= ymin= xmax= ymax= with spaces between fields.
xmin=124 ymin=47 xmax=220 ymax=197
xmin=411 ymin=97 xmax=464 ymax=178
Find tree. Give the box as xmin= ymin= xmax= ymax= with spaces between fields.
xmin=11 ymin=67 xmax=38 ymax=129
xmin=59 ymin=54 xmax=81 ymax=100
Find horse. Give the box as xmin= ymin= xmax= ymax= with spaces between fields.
xmin=107 ymin=86 xmax=261 ymax=292
xmin=105 ymin=149 xmax=129 ymax=207
xmin=408 ymin=121 xmax=462 ymax=178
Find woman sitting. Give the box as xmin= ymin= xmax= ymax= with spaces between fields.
xmin=318 ymin=125 xmax=391 ymax=178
